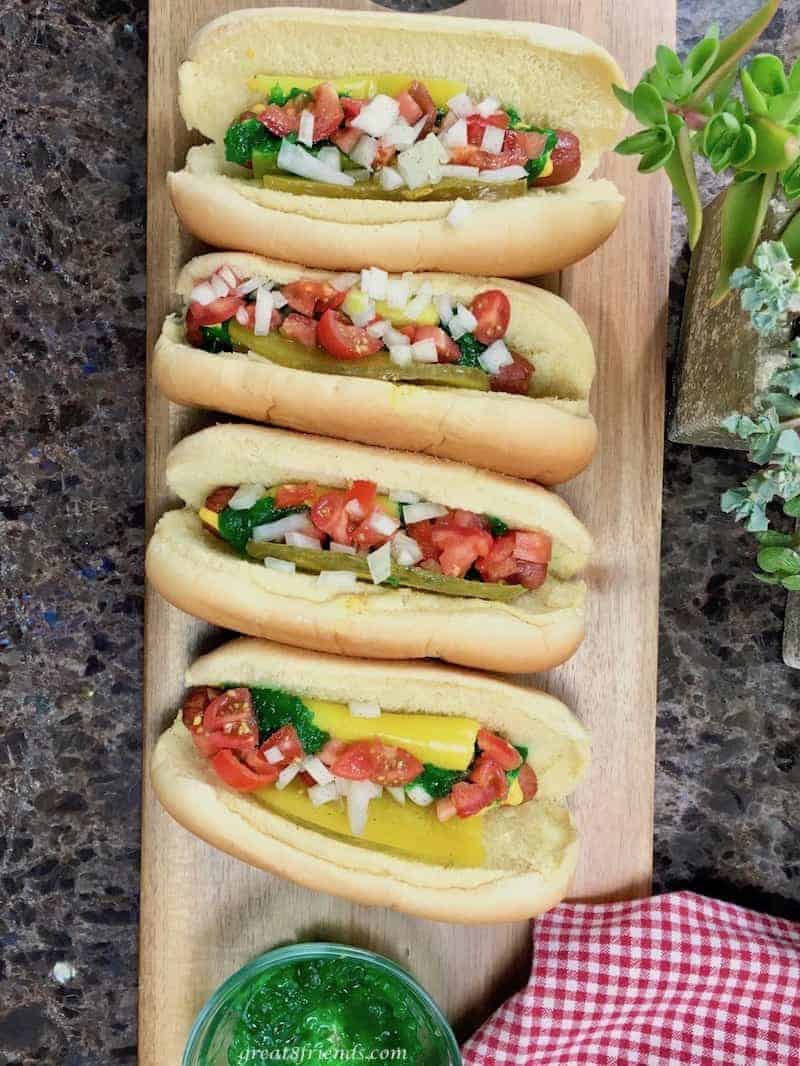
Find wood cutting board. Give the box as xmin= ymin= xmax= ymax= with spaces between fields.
xmin=141 ymin=1 xmax=674 ymax=1060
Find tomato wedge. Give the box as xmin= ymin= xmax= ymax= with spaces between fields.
xmin=470 ymin=753 xmax=509 ymax=802
xmin=430 ymin=527 xmax=493 ymax=578
xmin=186 ymin=295 xmax=245 ymax=346
xmin=281 ymin=280 xmax=345 ymax=317
xmin=517 ymin=763 xmax=539 ymax=802
xmin=345 ymin=479 xmax=378 ymax=519
xmin=471 ymin=290 xmax=511 ymax=344
xmin=279 ymin=313 xmax=318 ymax=348
xmin=331 ymin=740 xmax=424 ymax=786
xmin=318 ymin=738 xmax=348 ymax=767
xmin=477 ymin=729 xmax=523 ymax=771
xmin=202 ymin=689 xmax=258 ymax=752
xmin=211 ymin=749 xmax=278 ymax=792
xmin=310 ymin=490 xmax=352 ymax=544
xmin=317 ymin=310 xmax=385 ymax=360
xmin=274 ymin=482 xmax=318 ymax=509
xmin=413 ymin=325 xmax=460 ymax=363
xmin=260 ymin=724 xmax=304 ymax=769
xmin=451 ymin=780 xmax=493 ymax=818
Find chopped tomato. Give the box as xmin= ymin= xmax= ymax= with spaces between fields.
xmin=470 ymin=753 xmax=509 ymax=802
xmin=413 ymin=325 xmax=460 ymax=363
xmin=202 ymin=689 xmax=258 ymax=751
xmin=431 ymin=527 xmax=493 ymax=578
xmin=331 ymin=740 xmax=424 ymax=786
xmin=513 ymin=531 xmax=552 ymax=565
xmin=345 ymin=480 xmax=378 ymax=518
xmin=517 ymin=763 xmax=539 ymax=802
xmin=310 ymin=490 xmax=352 ymax=543
xmin=281 ymin=280 xmax=344 ymax=317
xmin=448 ymin=130 xmax=529 ymax=171
xmin=490 ymin=352 xmax=532 ymax=395
xmin=474 ymin=534 xmax=518 ymax=583
xmin=204 ymin=486 xmax=237 ymax=513
xmin=396 ymin=90 xmax=423 ymax=125
xmin=405 ymin=520 xmax=437 ymax=560
xmin=331 ymin=125 xmax=362 ymax=154
xmin=436 ymin=796 xmax=457 ymax=823
xmin=211 ymin=749 xmax=278 ymax=792
xmin=308 ymin=82 xmax=344 ymax=142
xmin=258 ymin=92 xmax=308 ymax=137
xmin=298 ymin=770 xmax=317 ymax=788
xmin=451 ymin=780 xmax=493 ymax=818
xmin=317 ymin=309 xmax=385 ymax=360
xmin=259 ymin=83 xmax=342 ymax=143
xmin=186 ymin=295 xmax=245 ymax=345
xmin=351 ymin=517 xmax=392 ymax=551
xmin=406 ymin=80 xmax=436 ymax=134
xmin=466 ymin=112 xmax=510 ymax=146
xmin=261 ymin=724 xmax=304 ymax=767
xmin=471 ymin=290 xmax=511 ymax=344
xmin=535 ymin=129 xmax=581 ymax=187
xmin=318 ymin=738 xmax=348 ymax=767
xmin=341 ymin=97 xmax=367 ymax=124
xmin=477 ymin=729 xmax=523 ymax=771
xmin=439 ymin=509 xmax=488 ymax=530
xmin=279 ymin=313 xmax=319 ymax=349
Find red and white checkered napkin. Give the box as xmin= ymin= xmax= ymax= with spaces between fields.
xmin=462 ymin=891 xmax=800 ymax=1066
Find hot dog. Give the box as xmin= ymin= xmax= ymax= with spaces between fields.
xmin=169 ymin=8 xmax=627 ymax=276
xmin=154 ymin=252 xmax=598 ymax=484
xmin=145 ymin=424 xmax=592 ymax=673
xmin=151 ymin=637 xmax=590 ymax=922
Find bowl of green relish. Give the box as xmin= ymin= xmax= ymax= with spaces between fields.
xmin=183 ymin=943 xmax=462 ymax=1066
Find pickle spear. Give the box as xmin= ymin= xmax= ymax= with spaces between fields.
xmin=260 ymin=173 xmax=528 ymax=202
xmin=246 ymin=542 xmax=526 ymax=602
xmin=228 ymin=322 xmax=490 ymax=391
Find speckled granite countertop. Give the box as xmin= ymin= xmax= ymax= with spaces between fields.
xmin=1 ymin=0 xmax=799 ymax=1061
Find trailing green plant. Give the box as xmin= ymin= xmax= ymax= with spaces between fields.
xmin=614 ymin=0 xmax=800 ymax=302
xmin=721 ymin=241 xmax=800 ymax=589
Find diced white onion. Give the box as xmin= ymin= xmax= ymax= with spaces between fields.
xmin=360 ymin=267 xmax=389 ymax=301
xmin=478 ymin=165 xmax=529 ymax=183
xmin=397 ymin=133 xmax=446 ymax=189
xmin=447 ymin=93 xmax=475 ymax=118
xmin=252 ymin=513 xmax=314 ymax=542
xmin=476 ymin=96 xmax=501 ymax=118
xmin=227 ymin=483 xmax=266 ymax=510
xmin=382 ymin=116 xmax=426 ymax=149
xmin=389 ymin=489 xmax=420 ymax=504
xmin=347 ymin=779 xmax=382 ymax=835
xmin=386 ymin=278 xmax=411 ymax=309
xmin=385 ymin=326 xmax=411 ymax=348
xmin=455 ymin=303 xmax=478 ymax=331
xmin=407 ymin=784 xmax=434 ymax=807
xmin=379 ymin=165 xmax=405 ymax=191
xmin=411 ymin=339 xmax=438 ymax=364
xmin=263 ymin=746 xmax=284 ymax=765
xmin=276 ymin=761 xmax=302 ymax=790
xmin=317 ymin=571 xmax=359 ymax=592
xmin=345 ymin=498 xmax=365 ymax=519
xmin=277 ymin=139 xmax=356 ymax=186
xmin=254 ymin=286 xmax=274 ymax=335
xmin=302 ymin=755 xmax=335 ymax=786
xmin=403 ymin=501 xmax=448 ymax=524
xmin=441 ymin=117 xmax=468 ymax=149
xmin=263 ymin=557 xmax=296 ymax=575
xmin=298 ymin=109 xmax=315 ymax=147
xmin=370 ymin=510 xmax=401 ymax=536
xmin=189 ymin=281 xmax=216 ymax=306
xmin=284 ymin=531 xmax=321 ymax=549
xmin=437 ymin=294 xmax=454 ymax=324
xmin=219 ymin=265 xmax=238 ymax=289
xmin=368 ymin=541 xmax=393 ymax=584
xmin=316 ymin=145 xmax=341 ymax=171
xmin=271 ymin=290 xmax=288 ymax=310
xmin=331 ymin=272 xmax=360 ymax=292
xmin=350 ymin=135 xmax=379 ymax=170
xmin=334 ymin=776 xmax=351 ymax=799
xmin=405 ymin=282 xmax=433 ymax=320
xmin=308 ymin=782 xmax=339 ymax=806
xmin=236 ymin=275 xmax=268 ymax=297
xmin=366 ymin=319 xmax=389 ymax=338
xmin=478 ymin=339 xmax=514 ymax=374
xmin=352 ymin=93 xmax=400 ymax=138
xmin=348 ymin=701 xmax=381 ymax=719
xmin=441 ymin=164 xmax=481 ymax=179
xmin=389 ymin=345 xmax=413 ymax=366
xmin=329 ymin=541 xmax=356 ymax=555
xmin=210 ymin=272 xmax=229 ymax=298
xmin=481 ymin=125 xmax=505 ymax=155
xmin=391 ymin=531 xmax=424 ymax=567
xmin=349 ymin=299 xmax=376 ymax=328
xmin=235 ymin=305 xmax=250 ymax=325
xmin=387 ymin=785 xmax=406 ymax=805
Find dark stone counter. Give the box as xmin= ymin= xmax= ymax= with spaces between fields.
xmin=0 ymin=0 xmax=797 ymax=1061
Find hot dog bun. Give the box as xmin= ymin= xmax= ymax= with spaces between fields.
xmin=151 ymin=637 xmax=590 ymax=922
xmin=146 ymin=424 xmax=592 ymax=672
xmin=168 ymin=7 xmax=626 ymax=275
xmin=154 ymin=252 xmax=598 ymax=484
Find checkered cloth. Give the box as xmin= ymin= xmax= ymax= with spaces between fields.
xmin=462 ymin=892 xmax=800 ymax=1066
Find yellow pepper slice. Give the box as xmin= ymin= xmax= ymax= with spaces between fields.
xmin=305 ymin=698 xmax=479 ymax=771
xmin=255 ymin=779 xmax=485 ymax=867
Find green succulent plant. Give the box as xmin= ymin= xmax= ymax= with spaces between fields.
xmin=614 ymin=0 xmax=800 ymax=302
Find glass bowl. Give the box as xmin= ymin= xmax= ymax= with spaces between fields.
xmin=183 ymin=941 xmax=462 ymax=1066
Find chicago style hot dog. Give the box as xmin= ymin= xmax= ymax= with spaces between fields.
xmin=154 ymin=252 xmax=597 ymax=484
xmin=169 ymin=8 xmax=626 ymax=275
xmin=152 ymin=638 xmax=590 ymax=922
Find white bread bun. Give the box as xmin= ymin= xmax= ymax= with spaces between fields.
xmin=154 ymin=251 xmax=598 ymax=484
xmin=151 ymin=637 xmax=589 ymax=922
xmin=169 ymin=7 xmax=626 ymax=275
xmin=146 ymin=424 xmax=592 ymax=672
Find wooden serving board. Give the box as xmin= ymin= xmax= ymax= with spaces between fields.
xmin=141 ymin=1 xmax=674 ymax=1060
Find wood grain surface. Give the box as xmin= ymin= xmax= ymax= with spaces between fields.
xmin=141 ymin=1 xmax=674 ymax=1060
